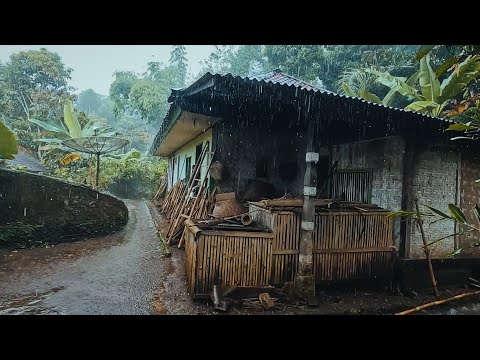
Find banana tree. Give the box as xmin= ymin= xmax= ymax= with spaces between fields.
xmin=0 ymin=120 xmax=18 ymax=160
xmin=341 ymin=70 xmax=420 ymax=107
xmin=28 ymin=99 xmax=116 ymax=158
xmin=365 ymin=54 xmax=480 ymax=116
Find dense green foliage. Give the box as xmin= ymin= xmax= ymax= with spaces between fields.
xmin=53 ymin=150 xmax=167 ymax=198
xmin=0 ymin=120 xmax=18 ymax=159
xmin=0 ymin=48 xmax=73 ymax=121
xmin=109 ymin=45 xmax=189 ymax=125
xmin=2 ymin=44 xmax=479 ymax=204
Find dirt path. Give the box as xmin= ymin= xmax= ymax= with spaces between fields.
xmin=0 ymin=200 xmax=205 ymax=315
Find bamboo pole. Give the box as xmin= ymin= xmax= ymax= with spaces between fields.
xmin=415 ymin=198 xmax=439 ymax=297
xmin=168 ymin=144 xmax=209 ymax=243
xmin=396 ymin=290 xmax=480 ymax=315
xmin=178 ymin=149 xmax=217 ymax=248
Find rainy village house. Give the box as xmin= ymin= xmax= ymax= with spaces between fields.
xmin=150 ymin=70 xmax=480 ymax=299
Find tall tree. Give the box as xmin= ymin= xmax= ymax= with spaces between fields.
xmin=0 ymin=48 xmax=73 ymax=120
xmin=264 ymin=45 xmax=416 ymax=90
xmin=169 ymin=45 xmax=188 ymax=87
xmin=76 ymin=89 xmax=102 ymax=115
xmin=109 ymin=71 xmax=138 ymax=117
xmin=199 ymin=45 xmax=266 ymax=78
xmin=109 ymin=48 xmax=190 ymax=124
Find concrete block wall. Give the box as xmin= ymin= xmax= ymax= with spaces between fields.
xmin=458 ymin=152 xmax=480 ymax=256
xmin=0 ymin=169 xmax=128 ymax=249
xmin=212 ymin=121 xmax=307 ymax=197
xmin=331 ymin=136 xmax=405 ymax=246
xmin=331 ymin=136 xmax=405 ymax=212
xmin=409 ymin=148 xmax=458 ymax=258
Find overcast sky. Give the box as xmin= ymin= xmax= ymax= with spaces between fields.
xmin=0 ymin=45 xmax=216 ymax=96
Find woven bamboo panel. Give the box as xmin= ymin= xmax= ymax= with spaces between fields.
xmin=269 ymin=210 xmax=394 ymax=284
xmin=271 ymin=212 xmax=301 ymax=284
xmin=186 ymin=229 xmax=273 ymax=297
xmin=185 ymin=209 xmax=394 ymax=298
xmin=185 ymin=231 xmax=197 ymax=295
xmin=313 ymin=212 xmax=393 ymax=281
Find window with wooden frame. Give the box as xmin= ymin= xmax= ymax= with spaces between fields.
xmin=331 ymin=169 xmax=373 ymax=203
xmin=176 ymin=156 xmax=180 ymax=181
xmin=185 ymin=156 xmax=192 ymax=182
xmin=172 ymin=157 xmax=176 ymax=184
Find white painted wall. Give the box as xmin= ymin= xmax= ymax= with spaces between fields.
xmin=167 ymin=129 xmax=213 ymax=189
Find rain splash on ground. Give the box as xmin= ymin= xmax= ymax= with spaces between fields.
xmin=0 ymin=200 xmax=207 ymax=315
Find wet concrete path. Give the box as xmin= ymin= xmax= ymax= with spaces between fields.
xmin=0 ymin=200 xmax=204 ymax=315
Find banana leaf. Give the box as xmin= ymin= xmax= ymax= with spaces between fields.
xmin=366 ymin=69 xmax=422 ymax=100
xmin=419 ymin=54 xmax=440 ymax=102
xmin=359 ymin=89 xmax=382 ymax=104
xmin=340 ymin=82 xmax=356 ymax=97
xmin=415 ymin=45 xmax=435 ymax=61
xmin=382 ymin=71 xmax=420 ymax=106
xmin=404 ymin=101 xmax=439 ymax=114
xmin=33 ymin=138 xmax=65 ymax=144
xmin=63 ymin=99 xmax=82 ymax=138
xmin=446 ymin=123 xmax=478 ymax=131
xmin=435 ymin=56 xmax=461 ymax=78
xmin=0 ymin=121 xmax=18 ymax=159
xmin=29 ymin=118 xmax=67 ymax=135
xmin=439 ymin=55 xmax=480 ymax=103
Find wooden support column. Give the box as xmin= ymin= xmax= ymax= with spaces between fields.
xmin=400 ymin=134 xmax=416 ymax=259
xmin=294 ymin=114 xmax=316 ymax=300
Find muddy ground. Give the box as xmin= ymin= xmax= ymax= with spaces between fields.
xmin=1 ymin=199 xmax=479 ymax=315
xmin=149 ymin=204 xmax=480 ymax=315
xmin=0 ymin=200 xmax=206 ymax=315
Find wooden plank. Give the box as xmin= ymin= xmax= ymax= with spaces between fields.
xmin=273 ymin=249 xmax=300 ymax=255
xmin=400 ymin=137 xmax=415 ymax=258
xmin=312 ymin=246 xmax=393 ymax=254
xmin=233 ymin=236 xmax=240 ymax=286
xmin=205 ymin=235 xmax=213 ymax=293
xmin=241 ymin=235 xmax=248 ymax=286
xmin=212 ymin=235 xmax=219 ymax=289
xmin=224 ymin=235 xmax=231 ymax=286
xmin=250 ymin=199 xmax=385 ymax=209
xmin=197 ymin=235 xmax=205 ymax=295
xmin=199 ymin=230 xmax=274 ymax=238
xmin=191 ymin=235 xmax=197 ymax=295
xmin=215 ymin=192 xmax=236 ymax=201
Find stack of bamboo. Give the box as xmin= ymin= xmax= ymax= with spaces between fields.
xmin=165 ymin=143 xmax=217 ymax=247
xmin=161 ymin=181 xmax=186 ymax=218
xmin=152 ymin=177 xmax=168 ymax=205
xmin=167 ymin=186 xmax=217 ymax=246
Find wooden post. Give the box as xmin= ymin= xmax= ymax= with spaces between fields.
xmin=415 ymin=198 xmax=439 ymax=297
xmin=400 ymin=136 xmax=415 ymax=259
xmin=294 ymin=113 xmax=316 ymax=300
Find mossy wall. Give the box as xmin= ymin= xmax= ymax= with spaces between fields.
xmin=0 ymin=169 xmax=128 ymax=249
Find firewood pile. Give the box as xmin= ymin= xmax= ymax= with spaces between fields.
xmin=151 ymin=177 xmax=168 ymax=206
xmin=160 ymin=144 xmax=220 ymax=247
xmin=161 ymin=180 xmax=186 ymax=218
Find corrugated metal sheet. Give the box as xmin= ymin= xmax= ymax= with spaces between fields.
xmin=168 ymin=69 xmax=450 ymax=123
xmin=248 ymin=69 xmax=322 ymax=92
xmin=151 ymin=69 xmax=452 ymax=155
xmin=3 ymin=149 xmax=48 ymax=173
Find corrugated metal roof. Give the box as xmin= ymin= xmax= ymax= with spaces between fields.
xmin=169 ymin=69 xmax=450 ymax=123
xmin=248 ymin=69 xmax=324 ymax=92
xmin=4 ymin=149 xmax=48 ymax=173
xmin=152 ymin=69 xmax=453 ymax=155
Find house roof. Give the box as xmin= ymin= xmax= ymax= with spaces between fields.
xmin=152 ymin=69 xmax=452 ymax=155
xmin=249 ymin=69 xmax=325 ymax=92
xmin=2 ymin=148 xmax=48 ymax=173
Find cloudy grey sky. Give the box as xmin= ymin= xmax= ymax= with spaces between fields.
xmin=0 ymin=45 xmax=216 ymax=96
